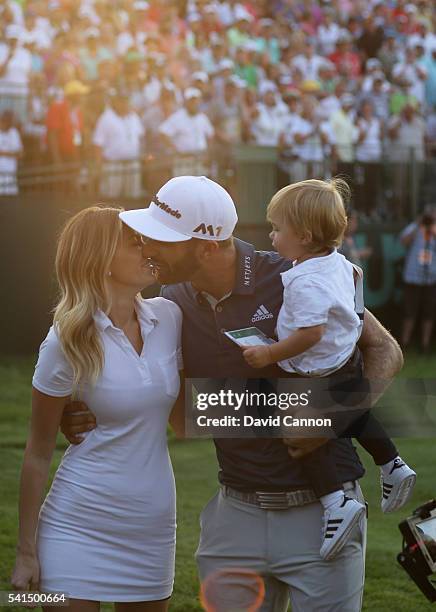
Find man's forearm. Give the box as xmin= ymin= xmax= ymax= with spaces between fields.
xmin=358 ymin=308 xmax=403 ymax=404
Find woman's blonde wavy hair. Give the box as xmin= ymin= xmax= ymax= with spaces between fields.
xmin=53 ymin=206 xmax=124 ymax=387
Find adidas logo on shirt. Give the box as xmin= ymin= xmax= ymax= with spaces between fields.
xmin=251 ymin=305 xmax=274 ymax=323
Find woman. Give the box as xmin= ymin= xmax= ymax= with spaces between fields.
xmin=354 ymin=100 xmax=383 ymax=217
xmin=11 ymin=206 xmax=184 ymax=611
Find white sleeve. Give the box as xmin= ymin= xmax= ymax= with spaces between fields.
xmin=92 ymin=115 xmax=107 ymax=148
xmin=32 ymin=327 xmax=74 ymax=397
xmin=159 ymin=113 xmax=179 ymax=138
xmin=283 ymin=277 xmax=332 ymax=328
xmin=10 ymin=129 xmax=23 ymax=153
xmin=202 ymin=115 xmax=214 ymax=138
xmin=134 ymin=114 xmax=145 ymax=137
xmin=153 ymin=297 xmax=184 ymax=370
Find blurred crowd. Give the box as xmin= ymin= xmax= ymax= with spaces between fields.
xmin=0 ymin=0 xmax=435 ymax=207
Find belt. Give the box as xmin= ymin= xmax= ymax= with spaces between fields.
xmin=221 ymin=481 xmax=356 ymax=510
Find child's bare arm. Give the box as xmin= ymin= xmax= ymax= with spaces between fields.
xmin=243 ymin=324 xmax=325 ymax=369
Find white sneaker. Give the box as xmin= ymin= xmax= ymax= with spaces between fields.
xmin=320 ymin=496 xmax=366 ymax=561
xmin=381 ymin=458 xmax=416 ymax=513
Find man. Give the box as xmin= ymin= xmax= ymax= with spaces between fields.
xmin=250 ymin=86 xmax=287 ymax=146
xmin=158 ymin=88 xmax=214 ymax=175
xmin=62 ymin=176 xmax=403 ymax=612
xmin=46 ymin=80 xmax=89 ymax=165
xmin=0 ymin=109 xmax=22 ymax=195
xmin=330 ymin=93 xmax=358 ymax=173
xmin=93 ymin=89 xmax=144 ymax=199
xmin=386 ymin=100 xmax=426 ymax=216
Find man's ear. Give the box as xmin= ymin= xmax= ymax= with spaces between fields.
xmin=198 ymin=241 xmax=220 ymax=258
xmin=300 ymin=231 xmax=312 ymax=245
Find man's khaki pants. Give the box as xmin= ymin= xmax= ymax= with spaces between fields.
xmin=196 ymin=480 xmax=366 ymax=612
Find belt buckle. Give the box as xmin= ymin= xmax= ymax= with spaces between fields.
xmin=255 ymin=491 xmax=290 ymax=510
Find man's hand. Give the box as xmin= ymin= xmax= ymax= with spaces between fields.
xmin=60 ymin=402 xmax=96 ymax=445
xmin=242 ymin=345 xmax=273 ymax=369
xmin=283 ymin=436 xmax=329 ymax=459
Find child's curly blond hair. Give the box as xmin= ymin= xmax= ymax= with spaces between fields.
xmin=267 ymin=178 xmax=350 ymax=254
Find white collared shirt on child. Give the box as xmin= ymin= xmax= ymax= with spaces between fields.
xmin=277 ymin=249 xmax=363 ymax=376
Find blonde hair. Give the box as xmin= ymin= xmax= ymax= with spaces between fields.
xmin=53 ymin=206 xmax=123 ymax=387
xmin=267 ymin=178 xmax=350 ymax=254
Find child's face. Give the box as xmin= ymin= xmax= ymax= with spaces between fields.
xmin=269 ymin=216 xmax=309 ymax=261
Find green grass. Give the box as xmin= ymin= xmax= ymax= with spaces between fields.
xmin=1 ymin=353 xmax=436 ymax=611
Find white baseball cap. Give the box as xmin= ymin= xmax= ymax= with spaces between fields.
xmin=184 ymin=87 xmax=202 ymax=100
xmin=119 ymin=176 xmax=238 ymax=242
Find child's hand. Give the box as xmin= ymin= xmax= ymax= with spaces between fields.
xmin=242 ymin=345 xmax=273 ymax=369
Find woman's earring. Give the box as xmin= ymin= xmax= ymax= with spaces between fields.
xmin=108 ymin=271 xmax=112 ymax=277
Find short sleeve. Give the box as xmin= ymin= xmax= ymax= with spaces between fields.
xmin=283 ymin=276 xmax=331 ymax=328
xmin=202 ymin=115 xmax=214 ymax=138
xmin=32 ymin=327 xmax=74 ymax=397
xmin=46 ymin=102 xmax=62 ymax=131
xmin=159 ymin=113 xmax=178 ymax=138
xmin=166 ymin=300 xmax=184 ymax=370
xmin=11 ymin=128 xmax=23 ymax=153
xmin=92 ymin=115 xmax=107 ymax=148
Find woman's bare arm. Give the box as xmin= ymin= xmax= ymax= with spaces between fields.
xmin=12 ymin=389 xmax=69 ymax=590
xmin=169 ymin=371 xmax=185 ymax=439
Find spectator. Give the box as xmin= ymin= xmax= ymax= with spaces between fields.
xmin=392 ymin=45 xmax=428 ymax=107
xmin=93 ymin=90 xmax=144 ymax=199
xmin=143 ymin=84 xmax=177 ymax=153
xmin=339 ymin=209 xmax=373 ymax=266
xmin=357 ymin=14 xmax=385 ymax=61
xmin=0 ymin=110 xmax=23 ymax=196
xmin=234 ymin=43 xmax=259 ymax=89
xmin=360 ymin=71 xmax=390 ymax=123
xmin=419 ymin=42 xmax=436 ymax=109
xmin=46 ymin=80 xmax=89 ymax=165
xmin=210 ymin=76 xmax=243 ymax=146
xmin=255 ymin=18 xmax=280 ymax=64
xmin=79 ymin=29 xmax=113 ymax=82
xmin=291 ymin=40 xmax=327 ymax=82
xmin=158 ymin=87 xmax=214 ymax=175
xmin=387 ymin=100 xmax=426 ymax=215
xmin=329 ymin=33 xmax=361 ymax=79
xmin=399 ymin=206 xmax=436 ymax=352
xmin=330 ymin=93 xmax=358 ymax=168
xmin=378 ymin=33 xmax=400 ymax=78
xmin=249 ymin=86 xmax=286 ymax=146
xmin=281 ymin=95 xmax=334 ymax=181
xmin=354 ymin=100 xmax=383 ymax=216
xmin=0 ymin=25 xmax=32 ymax=124
xmin=317 ymin=9 xmax=341 ymax=56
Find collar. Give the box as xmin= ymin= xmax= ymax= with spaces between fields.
xmin=189 ymin=238 xmax=256 ymax=304
xmin=93 ymin=296 xmax=159 ymax=333
xmin=280 ymin=250 xmax=337 ymax=287
xmin=233 ymin=238 xmax=256 ymax=295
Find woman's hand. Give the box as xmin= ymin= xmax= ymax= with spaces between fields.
xmin=11 ymin=552 xmax=40 ymax=607
xmin=242 ymin=345 xmax=273 ymax=369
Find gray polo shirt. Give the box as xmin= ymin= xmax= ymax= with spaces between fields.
xmin=162 ymin=238 xmax=365 ymax=492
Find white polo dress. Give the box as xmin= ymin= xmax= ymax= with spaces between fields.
xmin=33 ymin=297 xmax=182 ymax=602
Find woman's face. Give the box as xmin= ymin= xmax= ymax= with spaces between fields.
xmin=109 ymin=225 xmax=155 ymax=293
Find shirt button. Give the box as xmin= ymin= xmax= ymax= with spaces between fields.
xmin=216 ymin=305 xmax=223 ymax=313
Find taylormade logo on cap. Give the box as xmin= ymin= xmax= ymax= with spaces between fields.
xmin=153 ymin=194 xmax=182 ymax=219
xmin=119 ymin=176 xmax=238 ymax=243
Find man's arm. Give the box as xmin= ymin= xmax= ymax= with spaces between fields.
xmin=357 ymin=307 xmax=403 ymax=403
xmin=285 ymin=309 xmax=403 ymax=458
xmin=60 ymin=402 xmax=97 ymax=445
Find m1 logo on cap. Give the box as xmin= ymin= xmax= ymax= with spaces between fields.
xmin=193 ymin=223 xmax=223 ymax=237
xmin=153 ymin=194 xmax=182 ymax=219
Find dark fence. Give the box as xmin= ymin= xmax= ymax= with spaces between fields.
xmin=0 ymin=147 xmax=431 ymax=354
